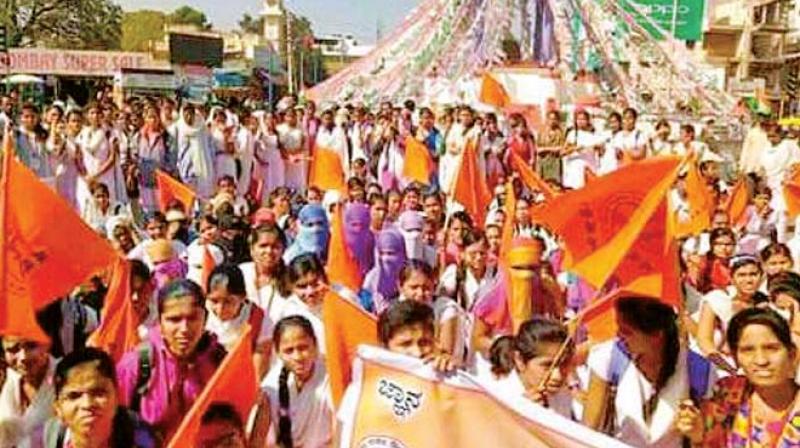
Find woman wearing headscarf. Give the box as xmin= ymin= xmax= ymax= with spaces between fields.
xmin=363 ymin=228 xmax=407 ymax=314
xmin=343 ymin=202 xmax=375 ymax=278
xmin=176 ymin=104 xmax=215 ymax=199
xmin=283 ymin=204 xmax=330 ymax=264
xmin=397 ymin=210 xmax=437 ymax=268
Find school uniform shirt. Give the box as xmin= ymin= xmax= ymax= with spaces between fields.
xmin=205 ymin=301 xmax=271 ymax=351
xmin=261 ymin=360 xmax=333 ymax=448
xmin=276 ymin=295 xmax=326 ymax=356
xmin=277 ymin=123 xmax=307 ymax=192
xmin=587 ymin=341 xmax=702 ymax=448
xmin=239 ymin=262 xmax=289 ymax=322
xmin=0 ymin=357 xmax=57 ymax=448
xmin=494 ymin=370 xmax=573 ymax=420
xmin=438 ymin=264 xmax=495 ymax=311
xmin=185 ymin=240 xmax=225 ymax=287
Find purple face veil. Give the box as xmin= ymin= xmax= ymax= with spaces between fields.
xmin=363 ymin=228 xmax=407 ymax=314
xmin=344 ymin=202 xmax=375 ymax=277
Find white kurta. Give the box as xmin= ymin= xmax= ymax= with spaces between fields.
xmin=212 ymin=127 xmax=237 ymax=182
xmin=236 ymin=127 xmax=256 ymax=197
xmin=239 ymin=261 xmax=290 ymax=327
xmin=439 ymin=124 xmax=481 ymax=194
xmin=76 ymin=127 xmax=118 ymax=212
xmin=562 ymin=129 xmax=601 ymax=189
xmin=0 ymin=358 xmax=56 ymax=448
xmin=255 ymin=132 xmax=284 ymax=200
xmin=760 ymin=140 xmax=800 ymax=212
xmin=261 ymin=360 xmax=333 ymax=448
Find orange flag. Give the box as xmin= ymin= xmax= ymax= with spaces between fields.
xmin=676 ymin=158 xmax=715 ymax=237
xmin=402 ymin=136 xmax=434 ymax=185
xmin=322 ymin=289 xmax=378 ymax=408
xmin=785 ymin=182 xmax=800 ymax=221
xmin=2 ymin=139 xmax=117 ymax=311
xmin=325 ymin=205 xmax=362 ymax=292
xmin=309 ymin=145 xmax=346 ymax=192
xmin=479 ymin=73 xmax=511 ymax=108
xmin=87 ymin=258 xmax=138 ymax=361
xmin=724 ymin=178 xmax=749 ymax=226
xmin=200 ymin=245 xmax=216 ymax=293
xmin=452 ymin=142 xmax=492 ymax=228
xmin=509 ymin=151 xmax=556 ymax=202
xmin=168 ymin=326 xmax=257 ymax=448
xmin=534 ymin=157 xmax=682 ymax=290
xmin=499 ymin=181 xmax=517 ymax=260
xmin=0 ymin=137 xmax=48 ymax=342
xmin=155 ymin=169 xmax=196 ymax=213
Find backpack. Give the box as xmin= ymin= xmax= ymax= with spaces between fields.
xmin=601 ymin=339 xmax=711 ymax=434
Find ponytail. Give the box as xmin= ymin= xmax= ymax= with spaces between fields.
xmin=277 ymin=366 xmax=293 ymax=448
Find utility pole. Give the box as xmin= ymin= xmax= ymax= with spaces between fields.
xmin=286 ymin=14 xmax=294 ymax=94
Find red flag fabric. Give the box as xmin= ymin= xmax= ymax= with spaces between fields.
xmin=402 ymin=136 xmax=434 ymax=185
xmin=0 ymin=137 xmax=48 ymax=342
xmin=785 ymin=182 xmax=800 ymax=221
xmin=322 ymin=289 xmax=378 ymax=408
xmin=155 ymin=169 xmax=196 ymax=213
xmin=479 ymin=73 xmax=511 ymax=108
xmin=584 ymin=166 xmax=598 ymax=184
xmin=309 ymin=145 xmax=346 ymax=192
xmin=509 ymin=151 xmax=557 ymax=202
xmin=325 ymin=206 xmax=363 ymax=292
xmin=724 ymin=179 xmax=749 ymax=226
xmin=167 ymin=326 xmax=257 ymax=448
xmin=87 ymin=258 xmax=138 ymax=361
xmin=2 ymin=136 xmax=117 ymax=311
xmin=533 ymin=157 xmax=682 ymax=291
xmin=452 ymin=143 xmax=492 ymax=228
xmin=676 ymin=158 xmax=715 ymax=237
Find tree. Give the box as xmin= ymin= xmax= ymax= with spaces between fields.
xmin=238 ymin=13 xmax=264 ymax=35
xmin=168 ymin=5 xmax=211 ymax=30
xmin=1 ymin=0 xmax=122 ymax=49
xmin=121 ymin=10 xmax=166 ymax=52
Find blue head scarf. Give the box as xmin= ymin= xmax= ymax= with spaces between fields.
xmin=283 ymin=204 xmax=330 ymax=264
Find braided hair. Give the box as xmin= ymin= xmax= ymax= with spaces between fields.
xmin=273 ymin=315 xmax=318 ymax=448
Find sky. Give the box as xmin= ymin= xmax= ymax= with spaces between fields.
xmin=115 ymin=0 xmax=419 ymax=43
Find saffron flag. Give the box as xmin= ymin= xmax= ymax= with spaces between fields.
xmin=168 ymin=325 xmax=257 ymax=448
xmin=155 ymin=169 xmax=196 ymax=213
xmin=402 ymin=136 xmax=434 ymax=185
xmin=325 ymin=206 xmax=362 ymax=292
xmin=785 ymin=182 xmax=800 ymax=221
xmin=676 ymin=158 xmax=715 ymax=237
xmin=309 ymin=145 xmax=346 ymax=192
xmin=510 ymin=151 xmax=557 ymax=202
xmin=479 ymin=73 xmax=512 ymax=108
xmin=323 ymin=289 xmax=378 ymax=408
xmin=2 ymin=139 xmax=117 ymax=311
xmin=0 ymin=138 xmax=48 ymax=342
xmin=339 ymin=346 xmax=633 ymax=448
xmin=533 ymin=157 xmax=682 ymax=291
xmin=499 ymin=181 xmax=517 ymax=260
xmin=87 ymin=258 xmax=138 ymax=362
xmin=724 ymin=179 xmax=749 ymax=226
xmin=452 ymin=143 xmax=492 ymax=228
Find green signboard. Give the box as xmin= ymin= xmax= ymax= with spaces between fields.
xmin=620 ymin=0 xmax=706 ymax=41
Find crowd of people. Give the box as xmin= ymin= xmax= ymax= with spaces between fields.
xmin=2 ymin=87 xmax=800 ymax=448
